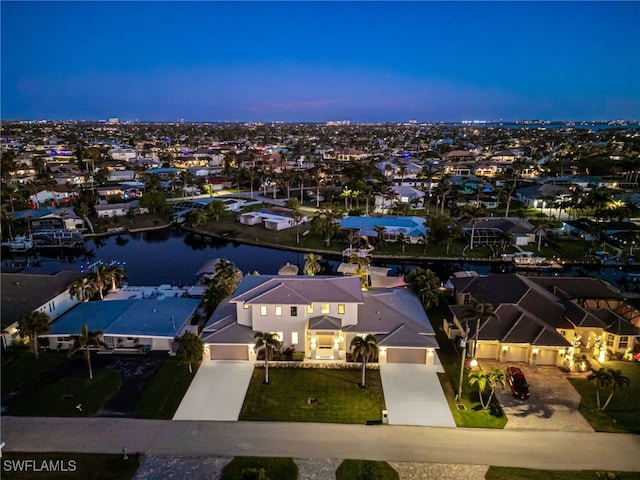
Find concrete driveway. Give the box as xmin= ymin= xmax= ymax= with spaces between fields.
xmin=379 ymin=363 xmax=456 ymax=427
xmin=479 ymin=360 xmax=594 ymax=432
xmin=173 ymin=361 xmax=254 ymax=421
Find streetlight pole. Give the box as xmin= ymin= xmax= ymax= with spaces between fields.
xmin=456 ymin=322 xmax=470 ymax=401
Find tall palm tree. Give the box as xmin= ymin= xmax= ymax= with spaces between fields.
xmin=405 ymin=268 xmax=442 ymax=310
xmin=350 ymin=334 xmax=378 ymax=388
xmin=303 ymin=253 xmax=322 ymax=276
xmin=310 ymin=207 xmax=341 ymax=247
xmin=17 ymin=310 xmax=50 ymax=359
xmin=462 ymin=206 xmax=485 ymax=250
xmin=468 ymin=367 xmax=506 ymax=410
xmin=68 ymin=276 xmax=95 ymax=303
xmin=103 ymin=264 xmax=127 ymax=291
xmin=254 ymin=332 xmax=281 ymax=385
xmin=587 ymin=368 xmax=612 ymax=410
xmin=398 ymin=232 xmax=410 ymax=254
xmin=433 ymin=175 xmax=451 ymax=216
xmin=373 ymin=225 xmax=387 ymax=252
xmin=462 ymin=299 xmax=499 ymax=360
xmin=90 ymin=267 xmax=109 ymax=300
xmin=531 ymin=217 xmax=553 ymax=251
xmin=67 ymin=324 xmax=108 ymax=380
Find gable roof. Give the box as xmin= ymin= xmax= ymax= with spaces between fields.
xmin=377 ymin=324 xmax=439 ymax=348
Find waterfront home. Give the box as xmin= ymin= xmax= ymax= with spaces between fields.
xmin=95 ymin=200 xmax=141 ymax=219
xmin=238 ymin=207 xmax=308 ymax=231
xmin=42 ymin=296 xmax=201 ymax=352
xmin=338 ymin=216 xmax=427 ymax=244
xmin=201 ymin=275 xmax=439 ymax=364
xmin=446 ymin=274 xmax=640 ymax=365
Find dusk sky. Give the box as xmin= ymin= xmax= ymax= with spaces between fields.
xmin=2 ymin=1 xmax=639 ymax=123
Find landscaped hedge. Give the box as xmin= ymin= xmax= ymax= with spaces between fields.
xmin=221 ymin=457 xmax=298 ymax=480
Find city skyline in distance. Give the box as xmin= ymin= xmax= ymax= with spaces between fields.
xmin=2 ymin=1 xmax=639 ymax=123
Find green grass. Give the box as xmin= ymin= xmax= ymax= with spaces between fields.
xmin=429 ymin=303 xmax=507 ymax=428
xmin=485 ymin=466 xmax=640 ymax=480
xmin=134 ymin=358 xmax=200 ymax=419
xmin=1 ymin=351 xmax=69 ymax=401
xmin=1 ymin=452 xmax=140 ymax=480
xmin=336 ymin=459 xmax=399 ymax=480
xmin=239 ymin=367 xmax=386 ymax=424
xmin=568 ymin=361 xmax=640 ymax=433
xmin=12 ymin=369 xmax=121 ymax=416
xmin=220 ymin=456 xmax=298 ymax=480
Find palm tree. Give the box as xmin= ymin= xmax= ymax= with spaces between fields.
xmin=462 ymin=206 xmax=485 ymax=250
xmin=373 ymin=225 xmax=387 ymax=252
xmin=462 ymin=299 xmax=498 ymax=360
xmin=587 ymin=368 xmax=612 ymax=410
xmin=89 ymin=267 xmax=108 ymax=300
xmin=350 ymin=334 xmax=378 ymax=388
xmin=468 ymin=367 xmax=507 ymax=410
xmin=303 ymin=253 xmax=322 ymax=276
xmin=254 ymin=332 xmax=281 ymax=385
xmin=398 ymin=232 xmax=410 ymax=254
xmin=68 ymin=275 xmax=95 ymax=303
xmin=17 ymin=310 xmax=50 ymax=359
xmin=67 ymin=324 xmax=108 ymax=380
xmin=310 ymin=207 xmax=341 ymax=247
xmin=600 ymin=368 xmax=631 ymax=411
xmin=433 ymin=175 xmax=451 ymax=216
xmin=531 ymin=217 xmax=552 ymax=251
xmin=405 ymin=268 xmax=442 ymax=310
xmin=205 ymin=200 xmax=226 ymax=221
xmin=103 ymin=264 xmax=127 ymax=291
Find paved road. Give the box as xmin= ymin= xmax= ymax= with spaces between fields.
xmin=2 ymin=417 xmax=639 ymax=472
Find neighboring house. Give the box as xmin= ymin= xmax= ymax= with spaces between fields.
xmin=458 ymin=218 xmax=534 ymax=247
xmin=14 ymin=207 xmax=85 ymax=231
xmin=42 ymin=297 xmax=201 ymax=352
xmin=490 ymin=149 xmax=521 ymax=162
xmin=94 ymin=200 xmax=140 ymax=218
xmin=1 ymin=271 xmax=81 ymax=348
xmin=515 ymin=184 xmax=571 ymax=210
xmin=238 ymin=207 xmax=308 ymax=231
xmin=338 ymin=216 xmax=427 ymax=244
xmin=562 ymin=218 xmax=599 ymax=241
xmin=97 ymin=185 xmax=126 ymax=199
xmin=324 ymin=148 xmax=369 ymax=162
xmin=108 ymin=170 xmax=136 ymax=182
xmin=109 ymin=148 xmax=137 ymax=161
xmin=375 ymin=186 xmax=425 ymax=212
xmin=443 ymin=150 xmax=475 ymax=162
xmin=201 ymin=275 xmax=439 ymax=365
xmin=446 ymin=274 xmax=640 ymax=365
xmin=28 ymin=187 xmax=80 ymax=206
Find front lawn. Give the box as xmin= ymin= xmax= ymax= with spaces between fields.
xmin=429 ymin=303 xmax=507 ymax=428
xmin=12 ymin=369 xmax=121 ymax=417
xmin=220 ymin=456 xmax=298 ymax=480
xmin=569 ymin=361 xmax=640 ymax=433
xmin=1 ymin=452 xmax=140 ymax=480
xmin=239 ymin=367 xmax=386 ymax=424
xmin=1 ymin=351 xmax=69 ymax=401
xmin=134 ymin=358 xmax=200 ymax=419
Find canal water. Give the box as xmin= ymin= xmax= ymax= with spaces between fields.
xmin=2 ymin=227 xmax=638 ymax=292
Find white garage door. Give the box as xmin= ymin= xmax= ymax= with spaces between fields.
xmin=387 ymin=348 xmax=426 ymax=364
xmin=505 ymin=346 xmax=528 ymax=363
xmin=210 ymin=344 xmax=249 ymax=360
xmin=535 ymin=349 xmax=558 ymax=365
xmin=477 ymin=343 xmax=499 ymax=359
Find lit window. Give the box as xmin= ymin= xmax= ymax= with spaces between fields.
xmin=321 ymin=304 xmax=330 ymax=314
xmin=260 ymin=306 xmax=267 ymax=316
xmin=619 ymin=336 xmax=629 ymax=348
xmin=338 ymin=304 xmax=345 ymax=314
xmin=275 ymin=306 xmax=282 ymax=316
xmin=243 ymin=303 xmax=250 ymax=310
xmin=307 ymin=304 xmax=314 ymax=314
xmin=291 ymin=306 xmax=297 ymax=316
xmin=292 ymin=332 xmax=299 ymax=344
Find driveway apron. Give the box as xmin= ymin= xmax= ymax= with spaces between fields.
xmin=173 ymin=361 xmax=254 ymax=421
xmin=379 ymin=363 xmax=455 ymax=427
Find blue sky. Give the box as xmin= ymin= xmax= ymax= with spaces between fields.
xmin=2 ymin=1 xmax=639 ymax=122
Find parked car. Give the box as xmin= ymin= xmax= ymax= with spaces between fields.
xmin=506 ymin=366 xmax=530 ymax=399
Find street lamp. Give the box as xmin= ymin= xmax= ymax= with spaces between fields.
xmin=456 ymin=322 xmax=470 ymax=401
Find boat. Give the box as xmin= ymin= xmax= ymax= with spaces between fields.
xmin=1 ymin=235 xmax=34 ymax=252
xmin=31 ymin=229 xmax=85 ymax=249
xmin=502 ymin=251 xmax=562 ymax=270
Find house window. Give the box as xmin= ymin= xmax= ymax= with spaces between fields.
xmin=291 ymin=306 xmax=298 ymax=316
xmin=275 ymin=306 xmax=282 ymax=316
xmin=243 ymin=303 xmax=250 ymax=309
xmin=291 ymin=332 xmax=298 ymax=344
xmin=606 ymin=335 xmax=614 ymax=347
xmin=619 ymin=336 xmax=629 ymax=348
xmin=338 ymin=304 xmax=345 ymax=314
xmin=307 ymin=304 xmax=314 ymax=314
xmin=321 ymin=304 xmax=330 ymax=314
xmin=260 ymin=306 xmax=267 ymax=316
xmin=463 ymin=294 xmax=470 ymax=305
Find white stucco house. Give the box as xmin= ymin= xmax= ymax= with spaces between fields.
xmin=201 ymin=275 xmax=439 ymax=365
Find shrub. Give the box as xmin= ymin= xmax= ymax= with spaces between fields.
xmin=292 ymin=351 xmax=305 ymax=361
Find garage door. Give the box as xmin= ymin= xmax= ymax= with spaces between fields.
xmin=210 ymin=344 xmax=249 ymax=360
xmin=476 ymin=343 xmax=499 ymax=359
xmin=505 ymin=346 xmax=528 ymax=363
xmin=387 ymin=348 xmax=426 ymax=364
xmin=535 ymin=349 xmax=558 ymax=365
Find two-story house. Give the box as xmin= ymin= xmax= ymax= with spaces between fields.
xmin=201 ymin=276 xmax=439 ymax=365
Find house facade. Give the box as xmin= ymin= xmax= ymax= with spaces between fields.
xmin=446 ymin=274 xmax=639 ymax=366
xmin=201 ymin=276 xmax=439 ymax=365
